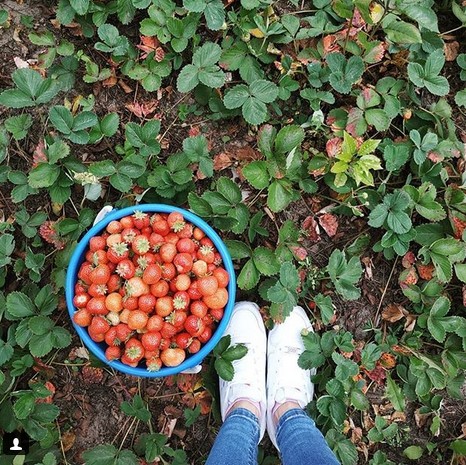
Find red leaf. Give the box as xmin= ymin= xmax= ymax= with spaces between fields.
xmin=401 ymin=251 xmax=416 ymax=269
xmin=290 ymin=246 xmax=308 ymax=261
xmin=326 ymin=137 xmax=342 ymax=158
xmin=318 ymin=213 xmax=338 ymax=237
xmin=32 ymin=140 xmax=47 ymax=167
xmin=39 ymin=221 xmax=66 ymax=250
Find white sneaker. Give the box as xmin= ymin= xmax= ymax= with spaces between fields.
xmin=219 ymin=301 xmax=267 ymax=442
xmin=266 ymin=306 xmax=316 ymax=449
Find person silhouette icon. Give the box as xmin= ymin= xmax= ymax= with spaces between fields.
xmin=9 ymin=438 xmax=22 ymax=451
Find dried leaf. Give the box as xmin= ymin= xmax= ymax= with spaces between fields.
xmin=32 ymin=358 xmax=56 ymax=378
xmin=118 ymin=79 xmax=133 ymax=93
xmin=61 ymin=431 xmax=76 ymax=452
xmin=125 ymin=100 xmax=159 ymax=119
xmin=361 ymin=256 xmax=373 ymax=280
xmin=213 ymin=152 xmax=233 ymax=171
xmin=235 ymin=146 xmax=261 ymax=162
xmin=444 ymin=41 xmax=460 ymax=61
xmin=379 ymin=353 xmax=396 ymax=369
xmin=302 ymin=215 xmax=320 ymax=242
xmin=382 ymin=303 xmax=407 ymax=323
xmin=81 ymin=365 xmax=104 ymax=384
xmin=364 ymin=365 xmax=386 ymax=384
xmin=404 ymin=314 xmax=416 ymax=332
xmin=318 ymin=213 xmax=339 ymax=237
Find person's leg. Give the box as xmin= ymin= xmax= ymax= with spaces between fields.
xmin=276 ymin=407 xmax=340 ymax=465
xmin=205 ymin=406 xmax=260 ymax=465
xmin=206 ymin=301 xmax=267 ymax=465
xmin=266 ymin=307 xmax=340 ymax=465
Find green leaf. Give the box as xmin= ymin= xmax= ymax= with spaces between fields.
xmin=365 ymin=109 xmax=390 ymax=131
xmin=450 ymin=439 xmax=466 ymax=455
xmin=387 ymin=210 xmax=411 ymax=234
xmin=455 ymin=89 xmax=466 ymax=107
xmin=29 ymin=333 xmax=54 ymax=357
xmin=177 ymin=64 xmax=199 ymax=92
xmin=252 ymin=247 xmax=280 ymax=276
xmin=249 ymin=79 xmax=279 ymax=103
xmin=82 ymin=444 xmax=139 ymax=465
xmin=121 ymin=395 xmax=151 ymax=422
xmin=214 ymin=357 xmax=234 ymax=381
xmin=242 ymin=97 xmax=268 ymax=125
xmin=430 ymin=238 xmax=464 ymax=256
xmin=198 ymin=66 xmax=225 ymax=89
xmin=224 ymin=240 xmax=251 ymax=260
xmin=217 ymin=177 xmax=241 ymax=204
xmin=47 ymin=140 xmax=70 ymax=164
xmin=28 ymin=163 xmax=61 ymax=189
xmin=193 ymin=42 xmax=222 ymax=68
xmin=0 ymin=89 xmax=34 ymax=108
xmin=237 ymin=259 xmax=260 ymax=290
xmin=204 ymin=0 xmax=224 ymax=30
xmin=455 ymin=263 xmax=466 ymax=283
xmin=184 ymin=405 xmax=201 ymax=428
xmin=404 ymin=445 xmax=423 ymax=460
xmin=327 ymin=250 xmax=362 ymax=300
xmin=385 ymin=373 xmax=405 ymax=411
xmin=314 ymin=294 xmax=334 ymax=325
xmin=403 ymin=5 xmax=439 ymax=32
xmin=350 ymin=389 xmax=369 ymax=411
xmin=73 ymin=111 xmax=98 ymax=131
xmin=385 ymin=20 xmax=422 ymax=44
xmin=6 ymin=292 xmax=36 ymax=320
xmin=100 ymin=113 xmax=120 ymax=137
xmin=5 ymin=114 xmax=33 ymax=140
xmin=0 ymin=233 xmax=15 ymax=267
xmin=70 ymin=0 xmax=90 ymax=15
xmin=242 ymin=161 xmax=269 ymax=189
xmin=268 ymin=179 xmax=295 ymax=212
xmin=424 ymin=75 xmax=450 ymax=96
xmin=188 ymin=192 xmax=213 ymax=217
xmin=49 ymin=106 xmax=73 ymax=134
xmin=222 ymin=344 xmax=248 ymax=361
xmin=223 ymin=84 xmax=250 ymax=109
xmin=29 ymin=315 xmax=54 ymax=335
xmin=274 ymin=125 xmax=305 ymax=154
xmin=13 ymin=393 xmax=36 ymax=420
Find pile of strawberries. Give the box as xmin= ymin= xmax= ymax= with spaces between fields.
xmin=72 ymin=210 xmax=229 ymax=371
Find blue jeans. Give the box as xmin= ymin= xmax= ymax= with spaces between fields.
xmin=205 ymin=408 xmax=340 ymax=465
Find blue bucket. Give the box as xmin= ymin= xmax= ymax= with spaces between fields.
xmin=65 ymin=204 xmax=236 ymax=377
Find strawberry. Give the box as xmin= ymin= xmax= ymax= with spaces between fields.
xmin=133 ymin=211 xmax=150 ymax=230
xmin=132 ymin=235 xmax=151 ymax=255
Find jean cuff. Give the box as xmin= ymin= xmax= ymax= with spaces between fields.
xmin=227 ymin=407 xmax=260 ymax=425
xmin=276 ymin=408 xmax=310 ymax=439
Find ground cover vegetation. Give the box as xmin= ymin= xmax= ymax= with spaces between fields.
xmin=0 ymin=0 xmax=466 ymax=464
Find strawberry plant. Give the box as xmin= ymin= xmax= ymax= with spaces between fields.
xmin=1 ymin=0 xmax=466 ymax=462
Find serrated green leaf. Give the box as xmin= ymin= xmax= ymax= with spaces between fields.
xmin=252 ymin=247 xmax=280 ymax=276
xmin=214 ymin=357 xmax=234 ymax=381
xmin=6 ymin=292 xmax=36 ymax=320
xmin=237 ymin=259 xmax=260 ymax=290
